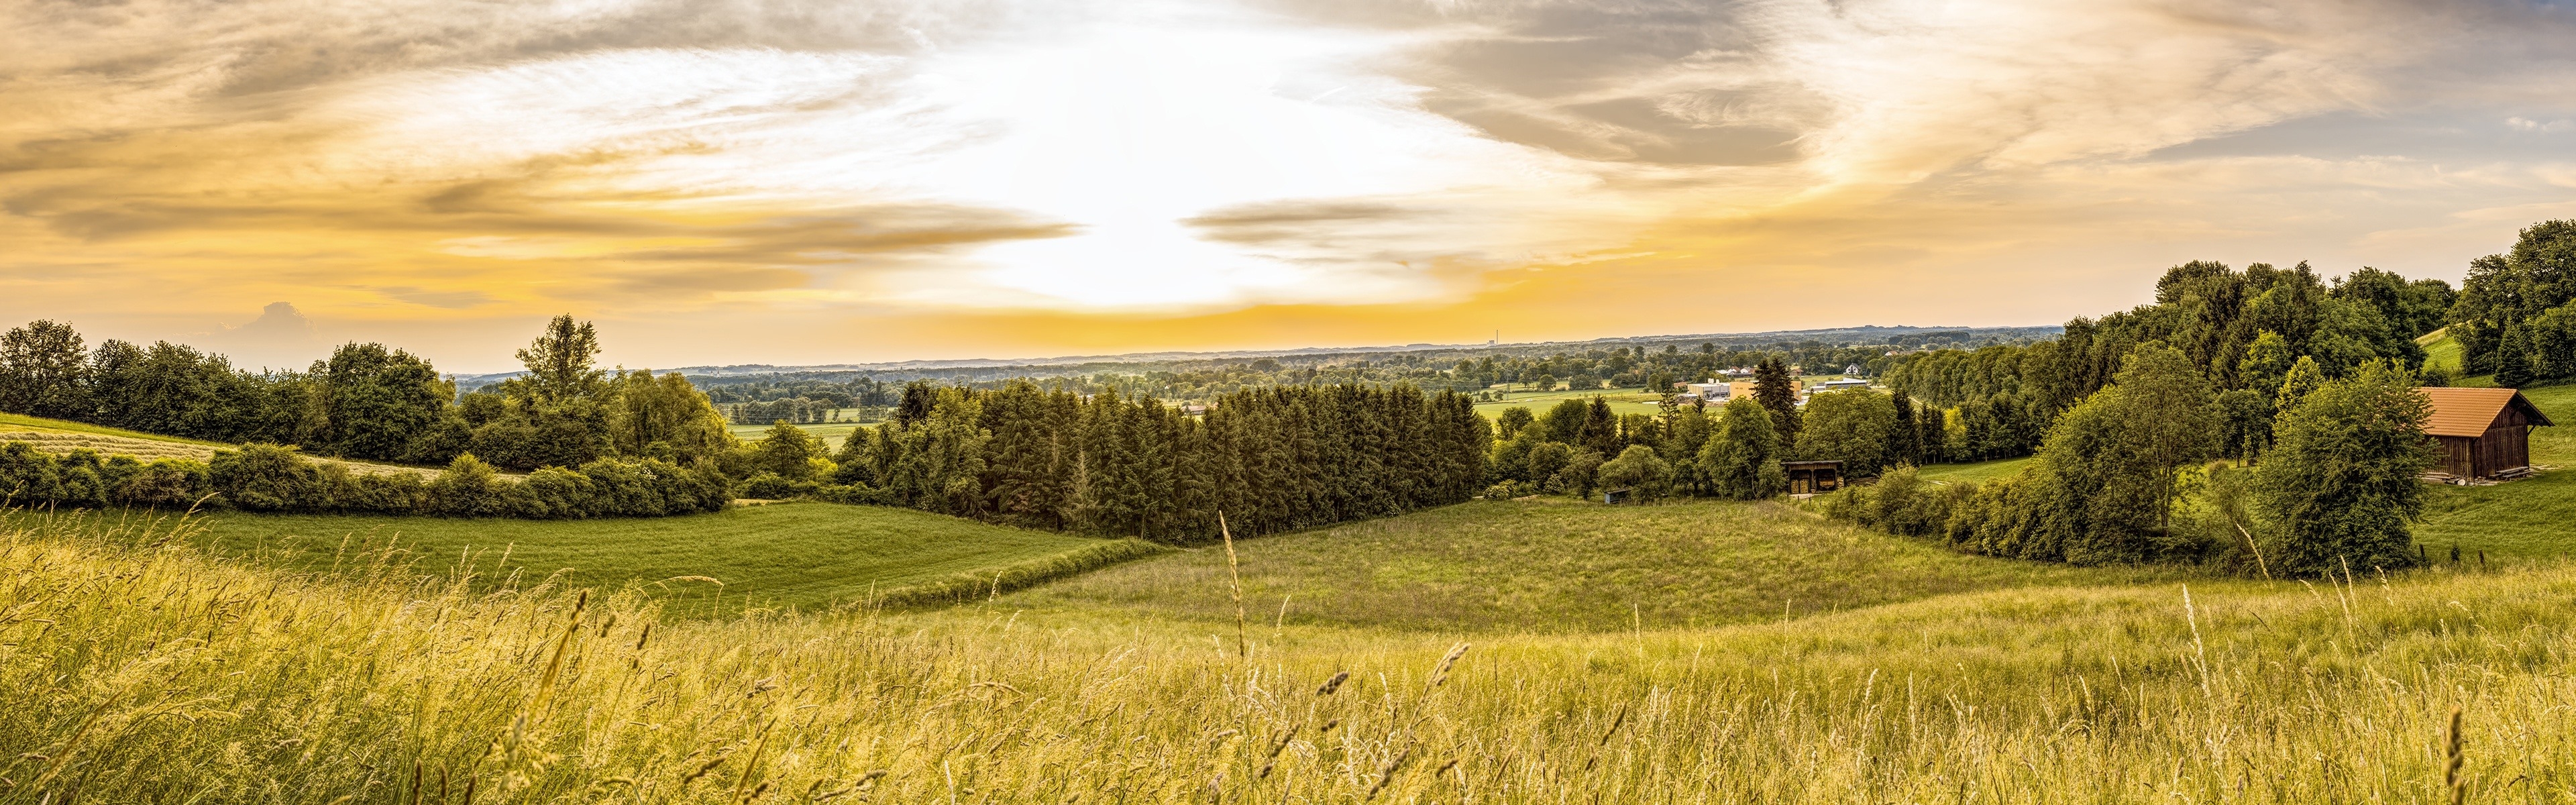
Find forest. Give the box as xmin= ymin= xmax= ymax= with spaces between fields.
xmin=726 ymin=381 xmax=1491 ymax=543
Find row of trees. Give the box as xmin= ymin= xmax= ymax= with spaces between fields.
xmin=0 ymin=443 xmax=730 ymax=519
xmin=0 ymin=317 xmax=738 ymax=474
xmin=1870 ymin=260 xmax=2451 ymax=466
xmin=735 ymin=382 xmax=1490 ymax=543
xmin=2451 ymin=221 xmax=2576 ymax=387
xmin=1831 ymin=347 xmax=2428 ymax=575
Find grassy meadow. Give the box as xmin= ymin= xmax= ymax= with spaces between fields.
xmin=9 ymin=511 xmax=2576 ymax=802
xmin=1014 ymin=498 xmax=2171 ymax=633
xmin=154 ymin=502 xmax=1163 ymax=617
xmin=1472 ymin=386 xmax=1664 ymax=419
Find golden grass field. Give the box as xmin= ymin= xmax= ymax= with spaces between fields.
xmin=3 ymin=506 xmax=2569 ymax=802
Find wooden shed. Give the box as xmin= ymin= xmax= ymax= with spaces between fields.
xmin=2419 ymin=387 xmax=2553 ymax=480
xmin=1782 ymin=460 xmax=1843 ymax=495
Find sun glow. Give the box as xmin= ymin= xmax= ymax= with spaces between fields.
xmin=3 ymin=0 xmax=2575 ymax=369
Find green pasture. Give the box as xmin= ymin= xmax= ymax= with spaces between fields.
xmin=1473 ymin=386 xmax=1666 ymax=420
xmin=173 ymin=502 xmax=1154 ymax=617
xmin=724 ymin=409 xmax=879 ymax=442
xmin=1008 ymin=498 xmax=2175 ymax=633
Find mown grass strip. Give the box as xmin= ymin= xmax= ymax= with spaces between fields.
xmin=863 ymin=537 xmax=1173 ymax=610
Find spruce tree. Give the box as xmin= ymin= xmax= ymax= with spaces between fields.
xmin=1754 ymin=358 xmax=1802 ymax=445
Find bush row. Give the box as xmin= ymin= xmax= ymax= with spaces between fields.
xmin=0 ymin=441 xmax=730 ymax=519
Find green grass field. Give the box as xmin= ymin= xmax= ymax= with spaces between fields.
xmin=14 ymin=500 xmax=2576 ymax=801
xmin=1473 ymin=386 xmax=1665 ymax=420
xmin=172 ymin=502 xmax=1159 ymax=617
xmin=1915 ymin=456 xmax=2033 ymax=483
xmin=724 ymin=408 xmax=879 ymax=442
xmin=1012 ymin=498 xmax=2174 ymax=633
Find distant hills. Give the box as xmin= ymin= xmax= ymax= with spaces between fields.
xmin=451 ymin=324 xmax=2061 ymax=386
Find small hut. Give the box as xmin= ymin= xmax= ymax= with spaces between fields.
xmin=1782 ymin=460 xmax=1843 ymax=495
xmin=2419 ymin=387 xmax=2553 ymax=480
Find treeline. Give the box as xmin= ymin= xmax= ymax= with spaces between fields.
xmin=2450 ymin=221 xmax=2576 ymax=387
xmin=672 ymin=329 xmax=2044 ymax=412
xmin=0 ymin=444 xmax=727 ymax=518
xmin=0 ymin=316 xmax=739 ymax=518
xmin=1803 ymin=226 xmax=2567 ymax=574
xmin=731 ymin=382 xmax=1489 ymax=543
xmin=1875 ymin=261 xmax=2453 ymax=464
xmin=0 ymin=317 xmax=734 ymax=472
xmin=1831 ymin=350 xmax=2428 ymax=575
xmin=1485 ymin=360 xmax=1823 ymax=500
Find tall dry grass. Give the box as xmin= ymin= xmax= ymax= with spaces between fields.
xmin=4 ymin=511 xmax=2576 ymax=802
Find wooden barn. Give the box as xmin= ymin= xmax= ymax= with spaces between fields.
xmin=1782 ymin=460 xmax=1843 ymax=495
xmin=2419 ymin=387 xmax=2553 ymax=480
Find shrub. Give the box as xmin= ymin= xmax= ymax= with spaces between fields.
xmin=738 ymin=472 xmax=802 ymax=500
xmin=523 ymin=467 xmax=596 ymax=519
xmin=427 ymin=453 xmax=509 ymax=517
xmin=342 ymin=472 xmax=425 ymax=514
xmin=812 ymin=483 xmax=890 ymax=506
xmin=210 ymin=444 xmax=323 ymax=512
xmin=1596 ymin=445 xmax=1673 ymax=500
xmin=0 ymin=441 xmax=57 ymax=503
xmin=116 ymin=458 xmax=211 ymax=508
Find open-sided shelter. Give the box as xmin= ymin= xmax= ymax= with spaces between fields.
xmin=2418 ymin=387 xmax=2553 ymax=480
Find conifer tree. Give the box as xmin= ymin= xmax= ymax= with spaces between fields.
xmin=1754 ymin=358 xmax=1802 ymax=445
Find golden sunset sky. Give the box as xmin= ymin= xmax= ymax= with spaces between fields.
xmin=7 ymin=0 xmax=2576 ymax=372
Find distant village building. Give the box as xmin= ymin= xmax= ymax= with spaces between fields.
xmin=1843 ymin=363 xmax=1864 ymax=375
xmin=1812 ymin=378 xmax=1870 ymax=394
xmin=2420 ymin=387 xmax=2553 ymax=480
xmin=1684 ymin=380 xmax=1731 ymax=400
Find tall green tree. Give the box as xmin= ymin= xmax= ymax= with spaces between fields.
xmin=1886 ymin=389 xmax=1921 ymax=468
xmin=2255 ymin=361 xmax=2432 ymax=574
xmin=1700 ymin=397 xmax=1784 ymax=500
xmin=1494 ymin=407 xmax=1535 ymax=440
xmin=748 ymin=421 xmax=826 ymax=480
xmin=0 ymin=320 xmax=89 ymax=419
xmin=514 ymin=315 xmax=606 ymax=406
xmin=2110 ymin=343 xmax=2218 ymax=533
xmin=317 ymin=342 xmax=449 ymax=462
xmin=1796 ymin=388 xmax=1897 ymax=477
xmin=1752 ymin=358 xmax=1801 ymax=445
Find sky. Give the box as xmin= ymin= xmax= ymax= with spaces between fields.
xmin=5 ymin=0 xmax=2576 ymax=372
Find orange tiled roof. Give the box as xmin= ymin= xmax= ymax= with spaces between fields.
xmin=2417 ymin=386 xmax=2548 ymax=437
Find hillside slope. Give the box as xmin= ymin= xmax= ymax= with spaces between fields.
xmin=181 ymin=502 xmax=1163 ymax=617
xmin=0 ymin=412 xmax=441 ymax=478
xmin=1008 ymin=498 xmax=2178 ymax=632
xmin=7 ymin=508 xmax=2570 ymax=802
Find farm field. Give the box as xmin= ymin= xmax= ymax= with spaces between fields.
xmin=723 ymin=408 xmax=879 ymax=441
xmin=1472 ymin=386 xmax=1664 ymax=419
xmin=1011 ymin=498 xmax=2176 ymax=632
xmin=169 ymin=502 xmax=1161 ymax=617
xmin=0 ymin=412 xmax=445 ymax=478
